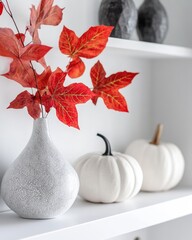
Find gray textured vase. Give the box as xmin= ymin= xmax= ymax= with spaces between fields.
xmin=1 ymin=118 xmax=79 ymax=219
xmin=99 ymin=0 xmax=138 ymax=39
xmin=137 ymin=0 xmax=168 ymax=43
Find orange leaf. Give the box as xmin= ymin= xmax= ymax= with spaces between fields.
xmin=48 ymin=69 xmax=93 ymax=105
xmin=59 ymin=25 xmax=113 ymax=59
xmin=94 ymin=89 xmax=128 ymax=112
xmin=47 ymin=68 xmax=93 ymax=128
xmin=91 ymin=61 xmax=138 ymax=112
xmin=59 ymin=26 xmax=79 ymax=56
xmin=91 ymin=61 xmax=138 ymax=91
xmin=67 ymin=57 xmax=85 ymax=78
xmin=48 ymin=68 xmax=67 ymax=93
xmin=90 ymin=60 xmax=106 ymax=88
xmin=75 ymin=25 xmax=113 ymax=59
xmin=54 ymin=101 xmax=79 ymax=129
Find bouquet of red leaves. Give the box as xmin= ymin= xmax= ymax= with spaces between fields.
xmin=0 ymin=0 xmax=138 ymax=129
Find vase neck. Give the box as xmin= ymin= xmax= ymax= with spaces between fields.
xmin=32 ymin=118 xmax=50 ymax=141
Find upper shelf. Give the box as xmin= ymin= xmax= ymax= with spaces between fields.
xmin=1 ymin=187 xmax=192 ymax=240
xmin=107 ymin=38 xmax=192 ymax=59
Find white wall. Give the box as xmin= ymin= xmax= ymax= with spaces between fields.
xmin=151 ymin=59 xmax=192 ymax=187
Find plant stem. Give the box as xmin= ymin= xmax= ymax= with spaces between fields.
xmin=150 ymin=124 xmax=164 ymax=145
xmin=97 ymin=133 xmax=113 ymax=156
xmin=3 ymin=0 xmax=45 ymax=118
xmin=5 ymin=0 xmax=23 ymax=44
xmin=29 ymin=61 xmax=45 ymax=118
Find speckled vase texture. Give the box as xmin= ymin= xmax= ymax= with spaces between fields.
xmin=1 ymin=118 xmax=79 ymax=219
xmin=99 ymin=0 xmax=138 ymax=39
xmin=137 ymin=0 xmax=168 ymax=43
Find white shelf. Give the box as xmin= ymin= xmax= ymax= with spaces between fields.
xmin=1 ymin=188 xmax=192 ymax=240
xmin=107 ymin=38 xmax=192 ymax=59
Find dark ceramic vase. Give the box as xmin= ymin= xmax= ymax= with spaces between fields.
xmin=99 ymin=0 xmax=138 ymax=39
xmin=137 ymin=0 xmax=168 ymax=43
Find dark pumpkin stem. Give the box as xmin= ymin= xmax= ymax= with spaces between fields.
xmin=97 ymin=133 xmax=113 ymax=156
xmin=150 ymin=123 xmax=164 ymax=145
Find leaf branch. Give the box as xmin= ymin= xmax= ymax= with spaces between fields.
xmin=3 ymin=0 xmax=45 ymax=118
xmin=3 ymin=0 xmax=24 ymax=45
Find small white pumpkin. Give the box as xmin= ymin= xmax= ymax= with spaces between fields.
xmin=74 ymin=134 xmax=143 ymax=203
xmin=126 ymin=124 xmax=185 ymax=192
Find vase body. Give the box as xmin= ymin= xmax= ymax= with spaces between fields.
xmin=137 ymin=0 xmax=168 ymax=43
xmin=1 ymin=118 xmax=79 ymax=219
xmin=99 ymin=0 xmax=138 ymax=39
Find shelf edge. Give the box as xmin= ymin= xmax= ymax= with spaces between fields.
xmin=107 ymin=38 xmax=192 ymax=59
xmin=24 ymin=194 xmax=192 ymax=240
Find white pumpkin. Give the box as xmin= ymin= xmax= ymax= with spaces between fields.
xmin=126 ymin=124 xmax=185 ymax=192
xmin=74 ymin=134 xmax=143 ymax=203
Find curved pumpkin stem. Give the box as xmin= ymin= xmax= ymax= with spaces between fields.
xmin=150 ymin=124 xmax=164 ymax=145
xmin=97 ymin=133 xmax=113 ymax=156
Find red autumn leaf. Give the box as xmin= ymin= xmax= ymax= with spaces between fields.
xmin=59 ymin=25 xmax=113 ymax=59
xmin=91 ymin=61 xmax=138 ymax=112
xmin=76 ymin=25 xmax=113 ymax=59
xmin=48 ymin=69 xmax=93 ymax=105
xmin=56 ymin=83 xmax=94 ymax=104
xmin=2 ymin=59 xmax=36 ymax=88
xmin=0 ymin=2 xmax=3 ymax=15
xmin=54 ymin=101 xmax=79 ymax=129
xmin=41 ymin=94 xmax=53 ymax=113
xmin=37 ymin=57 xmax=48 ymax=68
xmin=28 ymin=0 xmax=63 ymax=43
xmin=27 ymin=99 xmax=41 ymax=119
xmin=28 ymin=6 xmax=41 ymax=44
xmin=0 ymin=28 xmax=21 ymax=58
xmin=37 ymin=66 xmax=52 ymax=91
xmin=41 ymin=68 xmax=66 ymax=115
xmin=59 ymin=26 xmax=79 ymax=56
xmin=20 ymin=44 xmax=52 ymax=61
xmin=8 ymin=90 xmax=41 ymax=119
xmin=90 ymin=59 xmax=106 ymax=87
xmin=0 ymin=28 xmax=51 ymax=61
xmin=47 ymin=68 xmax=93 ymax=128
xmin=8 ymin=91 xmax=31 ymax=109
xmin=48 ymin=68 xmax=67 ymax=92
xmin=36 ymin=0 xmax=63 ymax=26
xmin=59 ymin=26 xmax=113 ymax=78
xmin=7 ymin=91 xmax=32 ymax=109
xmin=15 ymin=33 xmax=25 ymax=46
xmin=94 ymin=90 xmax=128 ymax=112
xmin=67 ymin=57 xmax=85 ymax=78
